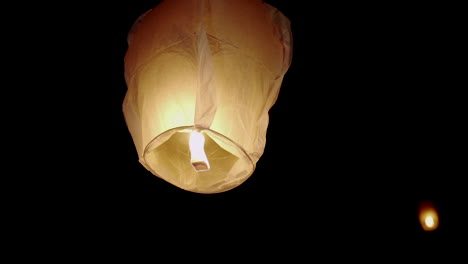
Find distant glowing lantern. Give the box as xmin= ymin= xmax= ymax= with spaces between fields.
xmin=122 ymin=0 xmax=292 ymax=193
xmin=418 ymin=200 xmax=439 ymax=231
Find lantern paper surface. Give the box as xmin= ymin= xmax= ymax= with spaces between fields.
xmin=123 ymin=0 xmax=292 ymax=193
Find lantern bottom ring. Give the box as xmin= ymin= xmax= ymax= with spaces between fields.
xmin=142 ymin=125 xmax=255 ymax=194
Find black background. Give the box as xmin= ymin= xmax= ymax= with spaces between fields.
xmin=26 ymin=0 xmax=465 ymax=256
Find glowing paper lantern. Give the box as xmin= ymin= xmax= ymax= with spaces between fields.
xmin=418 ymin=200 xmax=439 ymax=231
xmin=123 ymin=0 xmax=292 ymax=193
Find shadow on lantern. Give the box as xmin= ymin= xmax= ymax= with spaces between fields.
xmin=123 ymin=0 xmax=292 ymax=194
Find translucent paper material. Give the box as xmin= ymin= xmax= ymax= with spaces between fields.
xmin=123 ymin=0 xmax=292 ymax=193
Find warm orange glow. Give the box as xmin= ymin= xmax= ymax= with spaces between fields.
xmin=123 ymin=0 xmax=292 ymax=193
xmin=189 ymin=130 xmax=210 ymax=171
xmin=419 ymin=201 xmax=439 ymax=231
xmin=425 ymin=215 xmax=434 ymax=228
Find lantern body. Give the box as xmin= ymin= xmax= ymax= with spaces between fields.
xmin=123 ymin=0 xmax=292 ymax=193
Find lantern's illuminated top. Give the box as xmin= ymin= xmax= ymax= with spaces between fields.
xmin=123 ymin=0 xmax=292 ymax=193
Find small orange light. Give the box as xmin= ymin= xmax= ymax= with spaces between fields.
xmin=418 ymin=201 xmax=439 ymax=231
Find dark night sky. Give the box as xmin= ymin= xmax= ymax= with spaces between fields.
xmin=36 ymin=0 xmax=465 ymax=255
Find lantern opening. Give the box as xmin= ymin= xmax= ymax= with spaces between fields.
xmin=189 ymin=130 xmax=210 ymax=171
xmin=142 ymin=126 xmax=254 ymax=194
xmin=425 ymin=216 xmax=434 ymax=228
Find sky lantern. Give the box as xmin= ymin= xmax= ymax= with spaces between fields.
xmin=123 ymin=0 xmax=292 ymax=193
xmin=419 ymin=200 xmax=440 ymax=231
